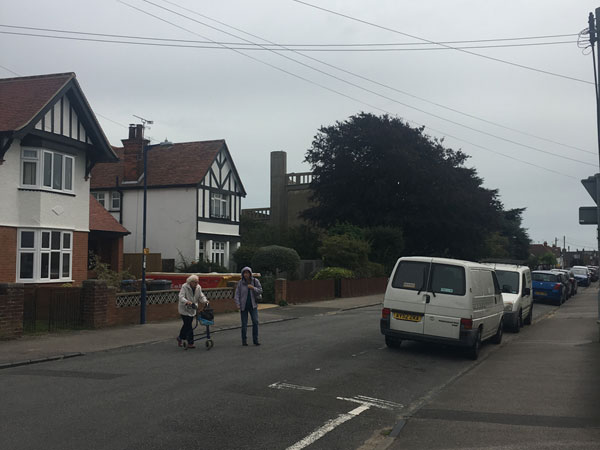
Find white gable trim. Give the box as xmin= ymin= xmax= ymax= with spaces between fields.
xmin=34 ymin=94 xmax=90 ymax=144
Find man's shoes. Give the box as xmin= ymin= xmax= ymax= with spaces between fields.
xmin=253 ymin=342 xmax=261 ymax=346
xmin=177 ymin=337 xmax=183 ymax=347
xmin=242 ymin=342 xmax=248 ymax=346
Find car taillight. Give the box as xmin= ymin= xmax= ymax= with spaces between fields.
xmin=460 ymin=318 xmax=473 ymax=329
xmin=382 ymin=308 xmax=390 ymax=319
xmin=553 ymin=283 xmax=562 ymax=290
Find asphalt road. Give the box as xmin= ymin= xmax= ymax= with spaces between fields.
xmin=0 ymin=295 xmax=560 ymax=450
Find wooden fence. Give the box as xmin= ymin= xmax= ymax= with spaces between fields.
xmin=286 ymin=279 xmax=335 ymax=303
xmin=340 ymin=277 xmax=388 ymax=298
xmin=123 ymin=253 xmax=162 ymax=278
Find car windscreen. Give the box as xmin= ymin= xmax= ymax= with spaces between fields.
xmin=391 ymin=261 xmax=429 ymax=291
xmin=495 ymin=270 xmax=519 ymax=294
xmin=430 ymin=264 xmax=466 ymax=296
xmin=572 ymin=268 xmax=588 ymax=276
xmin=532 ymin=272 xmax=558 ymax=282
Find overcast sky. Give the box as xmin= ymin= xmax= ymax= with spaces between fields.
xmin=2 ymin=0 xmax=600 ymax=251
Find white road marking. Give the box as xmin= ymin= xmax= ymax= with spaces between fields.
xmin=268 ymin=382 xmax=316 ymax=391
xmin=285 ymin=404 xmax=370 ymax=450
xmin=337 ymin=396 xmax=403 ymax=411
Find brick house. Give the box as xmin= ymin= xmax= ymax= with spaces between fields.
xmin=88 ymin=194 xmax=129 ymax=274
xmin=90 ymin=125 xmax=246 ymax=270
xmin=0 ymin=73 xmax=118 ymax=284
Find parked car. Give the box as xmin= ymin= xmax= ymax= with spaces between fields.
xmin=587 ymin=266 xmax=599 ymax=282
xmin=551 ymin=269 xmax=577 ymax=297
xmin=485 ymin=263 xmax=533 ymax=332
xmin=380 ymin=257 xmax=504 ymax=360
xmin=532 ymin=271 xmax=566 ymax=305
xmin=550 ymin=270 xmax=573 ymax=299
xmin=571 ymin=266 xmax=591 ymax=287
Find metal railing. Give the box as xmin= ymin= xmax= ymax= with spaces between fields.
xmin=115 ymin=288 xmax=234 ymax=308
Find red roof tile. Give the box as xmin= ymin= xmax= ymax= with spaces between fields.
xmin=89 ymin=195 xmax=130 ymax=234
xmin=0 ymin=73 xmax=74 ymax=132
xmin=90 ymin=140 xmax=225 ymax=188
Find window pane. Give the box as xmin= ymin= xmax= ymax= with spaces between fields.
xmin=63 ymin=233 xmax=71 ymax=249
xmin=20 ymin=253 xmax=34 ymax=279
xmin=51 ymin=231 xmax=61 ymax=250
xmin=431 ymin=264 xmax=466 ymax=296
xmin=23 ymin=149 xmax=37 ymax=159
xmin=53 ymin=153 xmax=63 ymax=190
xmin=41 ymin=231 xmax=50 ymax=249
xmin=111 ymin=192 xmax=120 ymax=209
xmin=64 ymin=157 xmax=73 ymax=190
xmin=391 ymin=261 xmax=429 ymax=290
xmin=21 ymin=231 xmax=34 ymax=248
xmin=40 ymin=253 xmax=49 ymax=278
xmin=43 ymin=152 xmax=52 ymax=187
xmin=495 ymin=270 xmax=519 ymax=294
xmin=62 ymin=253 xmax=70 ymax=278
xmin=50 ymin=252 xmax=60 ymax=279
xmin=22 ymin=161 xmax=37 ymax=185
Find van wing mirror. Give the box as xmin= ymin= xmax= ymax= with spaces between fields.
xmin=524 ymin=287 xmax=531 ymax=296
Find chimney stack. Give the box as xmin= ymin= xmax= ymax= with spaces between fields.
xmin=122 ymin=124 xmax=149 ymax=182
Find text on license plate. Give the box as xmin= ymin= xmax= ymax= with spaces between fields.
xmin=535 ymin=291 xmax=547 ymax=296
xmin=393 ymin=312 xmax=422 ymax=322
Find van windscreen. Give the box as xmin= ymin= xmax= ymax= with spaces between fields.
xmin=430 ymin=264 xmax=466 ymax=296
xmin=391 ymin=261 xmax=429 ymax=291
xmin=495 ymin=270 xmax=519 ymax=294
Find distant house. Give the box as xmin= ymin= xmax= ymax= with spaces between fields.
xmin=88 ymin=194 xmax=129 ymax=274
xmin=0 ymin=73 xmax=118 ymax=284
xmin=242 ymin=151 xmax=315 ymax=229
xmin=90 ymin=125 xmax=246 ymax=271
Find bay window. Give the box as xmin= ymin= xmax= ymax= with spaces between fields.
xmin=21 ymin=148 xmax=74 ymax=193
xmin=17 ymin=229 xmax=73 ymax=282
xmin=210 ymin=193 xmax=230 ymax=219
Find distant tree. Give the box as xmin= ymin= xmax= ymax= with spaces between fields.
xmin=539 ymin=252 xmax=557 ymax=267
xmin=303 ymin=112 xmax=527 ymax=260
xmin=251 ymin=245 xmax=301 ymax=277
xmin=364 ymin=226 xmax=404 ymax=273
xmin=319 ymin=234 xmax=369 ymax=270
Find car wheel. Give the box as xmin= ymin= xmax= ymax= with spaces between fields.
xmin=492 ymin=319 xmax=503 ymax=344
xmin=468 ymin=329 xmax=482 ymax=360
xmin=524 ymin=303 xmax=533 ymax=325
xmin=385 ymin=335 xmax=401 ymax=348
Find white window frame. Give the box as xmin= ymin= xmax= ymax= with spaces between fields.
xmin=210 ymin=193 xmax=230 ymax=219
xmin=20 ymin=148 xmax=74 ymax=194
xmin=91 ymin=191 xmax=106 ymax=207
xmin=17 ymin=228 xmax=73 ymax=283
xmin=199 ymin=241 xmax=205 ymax=262
xmin=110 ymin=191 xmax=121 ymax=210
xmin=211 ymin=241 xmax=225 ymax=266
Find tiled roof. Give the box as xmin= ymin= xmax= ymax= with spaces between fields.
xmin=89 ymin=195 xmax=130 ymax=234
xmin=529 ymin=244 xmax=561 ymax=258
xmin=90 ymin=140 xmax=225 ymax=188
xmin=0 ymin=73 xmax=74 ymax=132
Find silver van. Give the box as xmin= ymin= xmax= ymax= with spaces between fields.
xmin=380 ymin=257 xmax=504 ymax=359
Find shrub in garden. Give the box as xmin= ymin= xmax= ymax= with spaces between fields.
xmin=251 ymin=245 xmax=301 ymax=276
xmin=313 ymin=267 xmax=354 ymax=280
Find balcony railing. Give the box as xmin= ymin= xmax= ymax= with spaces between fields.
xmin=287 ymin=172 xmax=313 ymax=185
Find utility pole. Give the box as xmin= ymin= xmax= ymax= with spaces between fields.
xmin=133 ymin=115 xmax=153 ymax=325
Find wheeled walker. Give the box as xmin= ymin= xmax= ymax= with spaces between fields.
xmin=185 ymin=304 xmax=214 ymax=350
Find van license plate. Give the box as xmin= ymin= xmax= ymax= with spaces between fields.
xmin=393 ymin=312 xmax=422 ymax=322
xmin=535 ymin=291 xmax=546 ymax=296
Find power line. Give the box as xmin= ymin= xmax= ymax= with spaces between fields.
xmin=291 ymin=0 xmax=594 ymax=85
xmin=136 ymin=0 xmax=596 ymax=167
xmin=118 ymin=0 xmax=581 ymax=180
xmin=0 ymin=25 xmax=577 ymax=51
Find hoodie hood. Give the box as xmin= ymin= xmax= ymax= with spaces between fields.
xmin=241 ymin=266 xmax=253 ymax=279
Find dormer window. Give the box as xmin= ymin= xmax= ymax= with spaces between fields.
xmin=21 ymin=148 xmax=74 ymax=193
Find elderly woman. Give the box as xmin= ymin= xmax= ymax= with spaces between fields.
xmin=177 ymin=275 xmax=208 ymax=349
xmin=234 ymin=266 xmax=263 ymax=346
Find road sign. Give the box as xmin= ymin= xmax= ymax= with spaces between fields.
xmin=579 ymin=207 xmax=598 ymax=224
xmin=581 ymin=174 xmax=599 ymax=204
xmin=143 ymin=248 xmax=150 ymax=255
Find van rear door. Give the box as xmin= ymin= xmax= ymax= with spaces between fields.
xmin=423 ymin=263 xmax=466 ymax=340
xmin=387 ymin=259 xmax=431 ymax=335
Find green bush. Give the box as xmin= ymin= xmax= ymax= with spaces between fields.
xmin=365 ymin=226 xmax=404 ymax=273
xmin=258 ymin=274 xmax=275 ymax=303
xmin=354 ymin=261 xmax=387 ymax=278
xmin=176 ymin=250 xmax=229 ymax=273
xmin=313 ymin=267 xmax=354 ymax=280
xmin=251 ymin=245 xmax=300 ymax=276
xmin=232 ymin=246 xmax=258 ymax=271
xmin=327 ymin=223 xmax=365 ymax=240
xmin=319 ymin=234 xmax=369 ymax=270
xmin=89 ymin=253 xmax=136 ymax=291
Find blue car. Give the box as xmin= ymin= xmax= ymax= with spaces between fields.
xmin=571 ymin=266 xmax=590 ymax=287
xmin=532 ymin=271 xmax=566 ymax=305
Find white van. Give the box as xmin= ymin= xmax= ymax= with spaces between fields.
xmin=380 ymin=257 xmax=504 ymax=359
xmin=483 ymin=263 xmax=533 ymax=332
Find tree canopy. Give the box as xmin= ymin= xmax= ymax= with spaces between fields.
xmin=302 ymin=113 xmax=530 ymax=261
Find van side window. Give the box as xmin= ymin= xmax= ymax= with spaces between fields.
xmin=430 ymin=264 xmax=465 ymax=296
xmin=391 ymin=261 xmax=429 ymax=291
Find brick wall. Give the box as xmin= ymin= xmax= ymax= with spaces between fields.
xmin=81 ymin=280 xmax=112 ymax=328
xmin=0 ymin=283 xmax=24 ymax=339
xmin=72 ymin=231 xmax=88 ymax=285
xmin=0 ymin=227 xmax=17 ymax=283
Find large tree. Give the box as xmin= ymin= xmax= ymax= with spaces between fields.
xmin=303 ymin=112 xmax=528 ymax=261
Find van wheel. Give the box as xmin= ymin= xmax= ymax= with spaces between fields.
xmin=514 ymin=311 xmax=522 ymax=333
xmin=492 ymin=319 xmax=503 ymax=344
xmin=524 ymin=304 xmax=533 ymax=325
xmin=468 ymin=329 xmax=482 ymax=360
xmin=385 ymin=336 xmax=401 ymax=348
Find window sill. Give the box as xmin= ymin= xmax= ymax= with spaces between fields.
xmin=18 ymin=188 xmax=76 ymax=197
xmin=18 ymin=279 xmax=73 ymax=284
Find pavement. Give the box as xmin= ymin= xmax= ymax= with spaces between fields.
xmin=0 ymin=294 xmax=384 ymax=369
xmin=386 ymin=285 xmax=600 ymax=450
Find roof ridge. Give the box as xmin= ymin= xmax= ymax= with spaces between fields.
xmin=0 ymin=72 xmax=75 ymax=83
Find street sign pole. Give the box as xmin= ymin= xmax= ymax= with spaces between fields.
xmin=594 ymin=9 xmax=600 ymax=339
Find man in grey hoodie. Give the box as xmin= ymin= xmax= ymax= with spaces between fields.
xmin=234 ymin=267 xmax=263 ymax=346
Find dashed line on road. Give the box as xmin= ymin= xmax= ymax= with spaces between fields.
xmin=269 ymin=381 xmax=317 ymax=391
